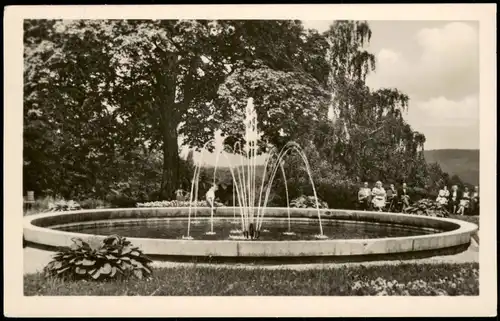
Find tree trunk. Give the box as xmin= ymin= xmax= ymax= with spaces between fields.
xmin=160 ymin=112 xmax=180 ymax=200
xmin=157 ymin=53 xmax=180 ymax=200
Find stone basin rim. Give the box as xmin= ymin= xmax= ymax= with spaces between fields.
xmin=23 ymin=207 xmax=479 ymax=257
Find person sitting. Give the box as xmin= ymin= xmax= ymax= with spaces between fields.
xmin=398 ymin=182 xmax=411 ymax=212
xmin=357 ymin=182 xmax=372 ymax=211
xmin=470 ymin=186 xmax=479 ymax=215
xmin=436 ymin=185 xmax=450 ymax=207
xmin=386 ymin=184 xmax=398 ymax=211
xmin=449 ymin=185 xmax=460 ymax=214
xmin=457 ymin=186 xmax=471 ymax=215
xmin=371 ymin=181 xmax=387 ymax=212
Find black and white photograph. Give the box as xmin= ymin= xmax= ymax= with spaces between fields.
xmin=4 ymin=4 xmax=497 ymax=318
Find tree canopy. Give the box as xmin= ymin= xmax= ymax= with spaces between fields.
xmin=23 ymin=19 xmax=456 ymax=205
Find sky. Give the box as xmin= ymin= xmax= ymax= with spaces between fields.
xmin=183 ymin=20 xmax=480 ymax=166
xmin=303 ymin=20 xmax=479 ymax=151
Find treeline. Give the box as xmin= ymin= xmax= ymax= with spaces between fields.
xmin=23 ymin=19 xmax=467 ymax=207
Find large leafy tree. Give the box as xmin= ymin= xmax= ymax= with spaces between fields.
xmin=23 ymin=19 xmax=332 ymax=199
xmin=24 ymin=20 xmax=123 ymax=197
xmin=319 ymin=21 xmax=432 ymax=184
xmin=100 ymin=20 xmax=242 ymax=199
xmin=215 ymin=20 xmax=331 ymax=153
xmin=104 ymin=19 xmax=332 ymax=197
xmin=269 ymin=21 xmax=451 ymax=208
xmin=24 ymin=19 xmax=454 ymax=204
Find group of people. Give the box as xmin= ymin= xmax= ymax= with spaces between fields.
xmin=357 ymin=181 xmax=480 ymax=215
xmin=357 ymin=181 xmax=412 ymax=212
xmin=435 ymin=185 xmax=479 ymax=215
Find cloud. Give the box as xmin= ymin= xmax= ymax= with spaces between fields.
xmin=404 ymin=94 xmax=479 ymax=150
xmin=302 ymin=20 xmax=331 ymax=33
xmin=367 ymin=22 xmax=479 ymax=101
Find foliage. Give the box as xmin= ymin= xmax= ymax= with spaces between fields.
xmin=79 ymin=198 xmax=109 ymax=209
xmin=24 ymin=20 xmax=332 ymax=200
xmin=27 ymin=263 xmax=479 ymax=296
xmin=405 ymin=198 xmax=450 ymax=217
xmin=263 ymin=21 xmax=457 ymax=206
xmin=215 ymin=21 xmax=330 ymax=153
xmin=317 ymin=22 xmax=431 ymax=184
xmin=290 ymin=195 xmax=329 ymax=209
xmin=216 ymin=64 xmax=329 ymax=153
xmin=23 ymin=19 xmax=465 ymax=205
xmin=44 ymin=235 xmax=153 ymax=281
xmin=24 ymin=20 xmax=122 ymax=200
xmin=315 ymin=180 xmax=361 ymax=210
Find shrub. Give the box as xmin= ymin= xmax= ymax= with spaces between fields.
xmin=316 ymin=179 xmax=359 ymax=209
xmin=405 ymin=198 xmax=449 ymax=217
xmin=290 ymin=195 xmax=329 ymax=209
xmin=44 ymin=235 xmax=153 ymax=281
xmin=79 ymin=198 xmax=109 ymax=209
xmin=105 ymin=182 xmax=143 ymax=208
xmin=410 ymin=187 xmax=429 ymax=201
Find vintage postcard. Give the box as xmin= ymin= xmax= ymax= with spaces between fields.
xmin=4 ymin=3 xmax=497 ymax=318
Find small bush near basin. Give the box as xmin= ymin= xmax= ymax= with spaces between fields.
xmin=290 ymin=195 xmax=329 ymax=209
xmin=26 ymin=262 xmax=478 ymax=296
xmin=44 ymin=235 xmax=152 ymax=281
xmin=405 ymin=198 xmax=449 ymax=217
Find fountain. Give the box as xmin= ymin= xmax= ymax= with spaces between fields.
xmin=184 ymin=98 xmax=326 ymax=240
xmin=23 ymin=98 xmax=479 ymax=263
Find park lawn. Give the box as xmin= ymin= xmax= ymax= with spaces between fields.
xmin=25 ymin=262 xmax=478 ymax=296
xmin=449 ymin=215 xmax=479 ymax=227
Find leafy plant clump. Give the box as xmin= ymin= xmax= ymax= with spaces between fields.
xmin=290 ymin=195 xmax=329 ymax=209
xmin=44 ymin=235 xmax=153 ymax=281
xmin=405 ymin=198 xmax=450 ymax=217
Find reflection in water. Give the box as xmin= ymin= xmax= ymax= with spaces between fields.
xmin=54 ymin=218 xmax=437 ymax=241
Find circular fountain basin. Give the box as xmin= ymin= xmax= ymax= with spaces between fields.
xmin=23 ymin=207 xmax=478 ymax=261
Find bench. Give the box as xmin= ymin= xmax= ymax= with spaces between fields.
xmin=23 ymin=191 xmax=35 ymax=211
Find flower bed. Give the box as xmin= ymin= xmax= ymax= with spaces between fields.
xmin=136 ymin=200 xmax=225 ymax=208
xmin=47 ymin=200 xmax=82 ymax=212
xmin=350 ymin=274 xmax=478 ymax=296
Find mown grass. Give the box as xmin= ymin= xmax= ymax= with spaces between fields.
xmin=24 ymin=262 xmax=479 ymax=296
xmin=449 ymin=215 xmax=479 ymax=227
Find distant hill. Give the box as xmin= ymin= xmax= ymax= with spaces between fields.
xmin=202 ymin=149 xmax=480 ymax=186
xmin=423 ymin=149 xmax=479 ymax=185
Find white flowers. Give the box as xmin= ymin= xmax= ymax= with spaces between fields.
xmin=136 ymin=200 xmax=225 ymax=208
xmin=47 ymin=200 xmax=81 ymax=212
xmin=348 ymin=269 xmax=479 ymax=296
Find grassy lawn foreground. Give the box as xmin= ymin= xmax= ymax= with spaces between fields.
xmin=25 ymin=262 xmax=479 ymax=296
xmin=449 ymin=215 xmax=479 ymax=227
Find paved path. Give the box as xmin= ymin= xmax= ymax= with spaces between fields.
xmin=24 ymin=241 xmax=478 ymax=275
